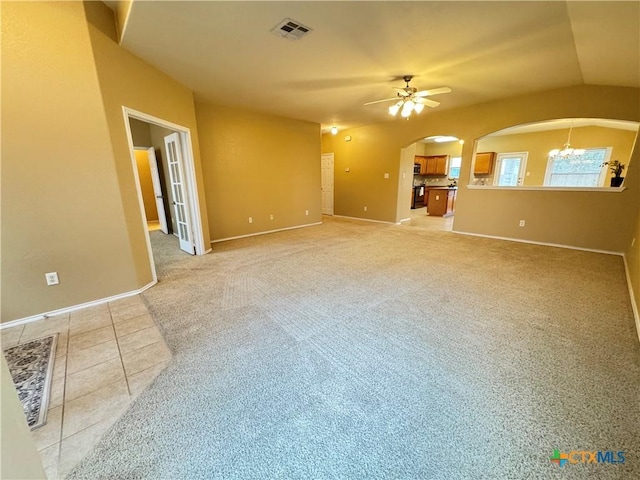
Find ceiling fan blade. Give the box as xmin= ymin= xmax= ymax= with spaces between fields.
xmin=392 ymin=88 xmax=412 ymax=96
xmin=414 ymin=87 xmax=452 ymax=97
xmin=415 ymin=97 xmax=440 ymax=108
xmin=364 ymin=97 xmax=400 ymax=105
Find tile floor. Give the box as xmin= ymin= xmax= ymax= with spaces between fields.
xmin=1 ymin=295 xmax=172 ymax=479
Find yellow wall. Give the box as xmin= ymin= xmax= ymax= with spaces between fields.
xmin=129 ymin=118 xmax=152 ymax=146
xmin=422 ymin=141 xmax=463 ymax=159
xmin=476 ymin=126 xmax=637 ymax=186
xmin=135 ymin=150 xmax=159 ymax=221
xmin=84 ymin=0 xmax=211 ymax=277
xmin=1 ymin=2 xmax=211 ymax=322
xmin=195 ymin=103 xmax=321 ymax=240
xmin=322 ymin=85 xmax=640 ymax=254
xmin=321 ymin=123 xmax=404 ymax=222
xmin=627 ymin=209 xmax=640 ymax=340
xmin=1 ymin=1 xmax=139 ymax=321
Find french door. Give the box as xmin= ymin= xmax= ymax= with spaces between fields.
xmin=164 ymin=133 xmax=194 ymax=254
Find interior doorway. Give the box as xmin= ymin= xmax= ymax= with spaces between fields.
xmin=123 ymin=107 xmax=208 ymax=281
xmin=321 ymin=153 xmax=334 ymax=215
xmin=134 ymin=147 xmax=169 ymax=234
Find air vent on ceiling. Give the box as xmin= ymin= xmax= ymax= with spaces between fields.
xmin=271 ymin=18 xmax=312 ymax=40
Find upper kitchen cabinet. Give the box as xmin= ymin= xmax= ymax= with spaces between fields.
xmin=425 ymin=155 xmax=449 ymax=176
xmin=414 ymin=155 xmax=428 ymax=175
xmin=474 ymin=152 xmax=496 ymax=175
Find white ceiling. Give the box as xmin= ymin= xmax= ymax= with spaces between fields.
xmin=109 ymin=1 xmax=640 ymax=132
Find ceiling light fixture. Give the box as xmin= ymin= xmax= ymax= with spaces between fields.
xmin=330 ymin=126 xmax=338 ymax=135
xmin=549 ymin=123 xmax=585 ymax=157
xmin=390 ymin=96 xmax=424 ymax=119
xmin=367 ymin=76 xmax=451 ymax=119
xmin=433 ymin=135 xmax=459 ymax=143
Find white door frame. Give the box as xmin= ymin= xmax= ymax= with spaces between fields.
xmin=123 ymin=107 xmax=208 ymax=282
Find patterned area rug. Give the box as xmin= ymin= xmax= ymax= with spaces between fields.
xmin=3 ymin=334 xmax=57 ymax=430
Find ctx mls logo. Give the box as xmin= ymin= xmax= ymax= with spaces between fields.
xmin=550 ymin=449 xmax=626 ymax=467
xmin=550 ymin=450 xmax=569 ymax=467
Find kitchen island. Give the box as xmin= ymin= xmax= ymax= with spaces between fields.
xmin=427 ymin=187 xmax=456 ymax=217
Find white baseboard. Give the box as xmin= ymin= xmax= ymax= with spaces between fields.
xmin=332 ymin=215 xmax=395 ymax=225
xmin=453 ymin=230 xmax=622 ymax=256
xmin=622 ymin=254 xmax=640 ymax=344
xmin=211 ymin=222 xmax=323 ymax=244
xmin=398 ymin=217 xmax=411 ymax=224
xmin=0 ymin=281 xmax=157 ymax=330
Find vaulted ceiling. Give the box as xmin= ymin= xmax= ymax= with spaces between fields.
xmin=107 ymin=1 xmax=640 ymax=132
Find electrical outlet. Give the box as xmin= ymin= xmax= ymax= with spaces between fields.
xmin=305 ymin=210 xmax=309 ymax=216
xmin=248 ymin=217 xmax=253 ymax=224
xmin=519 ymin=220 xmax=526 ymax=227
xmin=384 ymin=173 xmax=389 ymax=179
xmin=269 ymin=214 xmax=274 ymax=220
xmin=45 ymin=272 xmax=59 ymax=286
xmin=364 ymin=206 xmax=367 ymax=212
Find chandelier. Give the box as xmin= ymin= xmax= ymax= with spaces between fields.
xmin=549 ymin=124 xmax=585 ymax=157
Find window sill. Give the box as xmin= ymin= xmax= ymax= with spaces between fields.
xmin=465 ymin=185 xmax=627 ymax=192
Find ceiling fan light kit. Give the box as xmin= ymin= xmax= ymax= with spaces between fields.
xmin=366 ymin=75 xmax=451 ymax=119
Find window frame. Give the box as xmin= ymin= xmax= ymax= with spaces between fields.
xmin=543 ymin=147 xmax=612 ymax=187
xmin=448 ymin=156 xmax=462 ymax=179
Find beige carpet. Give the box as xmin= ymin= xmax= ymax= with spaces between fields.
xmin=69 ymin=216 xmax=640 ymax=479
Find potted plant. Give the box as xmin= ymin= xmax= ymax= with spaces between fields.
xmin=603 ymin=159 xmax=625 ymax=187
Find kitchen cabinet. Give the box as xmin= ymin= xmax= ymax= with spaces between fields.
xmin=474 ymin=152 xmax=496 ymax=175
xmin=414 ymin=156 xmax=428 ymax=175
xmin=427 ymin=188 xmax=456 ymax=217
xmin=425 ymin=155 xmax=449 ymax=176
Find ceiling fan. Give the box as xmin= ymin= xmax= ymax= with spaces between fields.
xmin=364 ymin=75 xmax=451 ymax=118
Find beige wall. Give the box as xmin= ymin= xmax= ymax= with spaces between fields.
xmin=135 ymin=150 xmax=159 ymax=221
xmin=627 ymin=209 xmax=640 ymax=339
xmin=85 ymin=0 xmax=211 ymax=276
xmin=195 ymin=102 xmax=321 ymax=240
xmin=1 ymin=1 xmax=139 ymax=321
xmin=1 ymin=356 xmax=46 ymax=479
xmin=1 ymin=2 xmax=211 ymax=322
xmin=476 ymin=126 xmax=637 ymax=186
xmin=129 ymin=118 xmax=152 ymax=147
xmin=321 ymin=123 xmax=404 ymax=222
xmin=321 ymin=85 xmax=640 ymax=254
